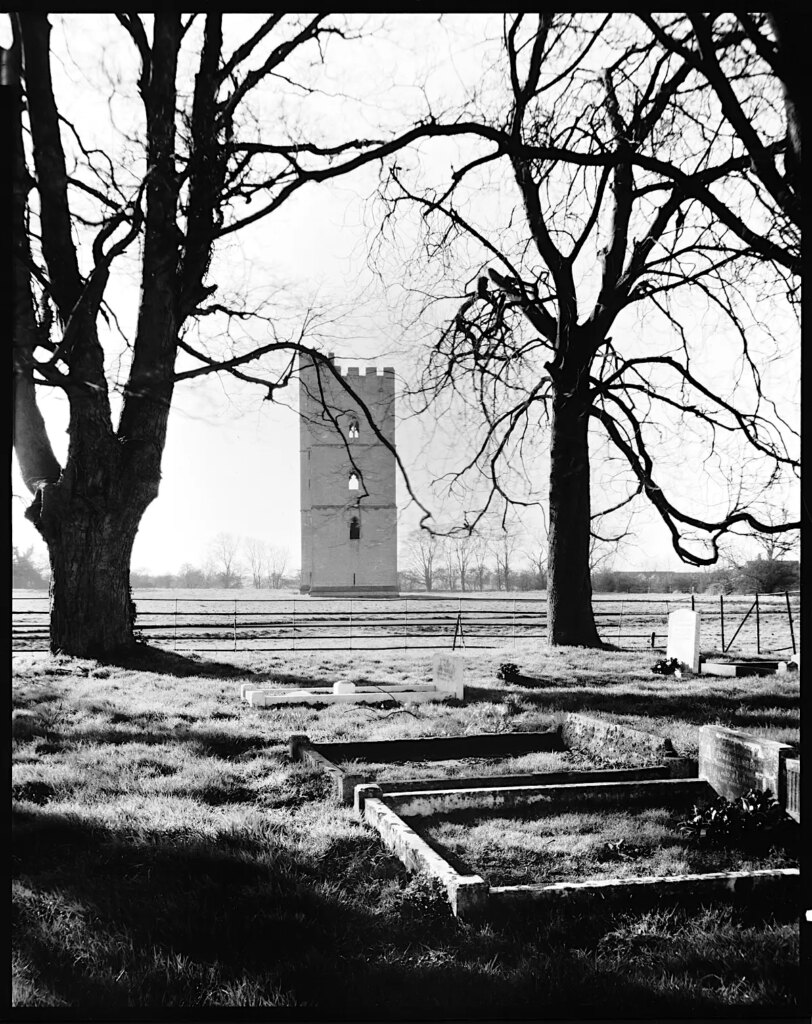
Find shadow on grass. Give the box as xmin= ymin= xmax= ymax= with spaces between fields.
xmin=14 ymin=803 xmax=780 ymax=1015
xmin=500 ymin=685 xmax=798 ymax=730
xmin=105 ymin=644 xmax=258 ymax=678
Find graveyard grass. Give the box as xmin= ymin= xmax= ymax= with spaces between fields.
xmin=12 ymin=640 xmax=801 ymax=1013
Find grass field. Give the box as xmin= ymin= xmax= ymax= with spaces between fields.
xmin=12 ymin=640 xmax=803 ymax=1013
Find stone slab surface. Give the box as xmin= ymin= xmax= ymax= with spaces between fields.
xmin=700 ymin=661 xmax=778 ymax=677
xmin=245 ymin=688 xmax=447 ymax=707
xmin=698 ymin=725 xmax=793 ymax=803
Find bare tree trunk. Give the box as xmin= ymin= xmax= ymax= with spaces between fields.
xmin=43 ymin=507 xmax=139 ymax=656
xmin=547 ymin=388 xmax=602 ymax=646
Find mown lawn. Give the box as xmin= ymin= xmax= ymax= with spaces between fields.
xmin=12 ymin=642 xmax=803 ymax=1013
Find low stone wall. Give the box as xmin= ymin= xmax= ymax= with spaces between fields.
xmin=559 ymin=712 xmax=679 ymax=761
xmin=698 ymin=725 xmax=794 ymax=807
xmin=489 ymin=869 xmax=800 ymax=913
xmin=383 ymin=778 xmax=714 ymax=819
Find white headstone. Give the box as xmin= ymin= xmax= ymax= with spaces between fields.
xmin=666 ymin=609 xmax=701 ymax=673
xmin=432 ymin=653 xmax=466 ymax=699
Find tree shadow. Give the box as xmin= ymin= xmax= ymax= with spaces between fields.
xmin=100 ymin=644 xmax=342 ymax=689
xmin=105 ymin=644 xmax=255 ymax=678
xmin=502 ymin=685 xmax=798 ymax=731
xmin=13 ymin=803 xmax=756 ymax=1016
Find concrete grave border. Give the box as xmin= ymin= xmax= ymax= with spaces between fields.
xmin=290 ymin=714 xmax=695 ymax=805
xmin=241 ymin=654 xmax=465 ymax=707
xmin=241 ymin=675 xmax=461 ymax=708
xmin=354 ymin=779 xmax=799 ymax=919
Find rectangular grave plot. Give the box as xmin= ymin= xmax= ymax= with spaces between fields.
xmin=408 ymin=803 xmax=799 ymax=890
xmin=291 ymin=730 xmax=576 ymax=803
xmin=358 ymin=786 xmax=799 ymax=919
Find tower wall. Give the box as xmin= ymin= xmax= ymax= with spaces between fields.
xmin=299 ymin=355 xmax=398 ymax=595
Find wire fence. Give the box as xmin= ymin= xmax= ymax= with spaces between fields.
xmin=12 ymin=591 xmax=800 ymax=655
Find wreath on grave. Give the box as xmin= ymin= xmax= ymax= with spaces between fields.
xmin=496 ymin=662 xmax=521 ymax=683
xmin=652 ymin=657 xmax=681 ymax=675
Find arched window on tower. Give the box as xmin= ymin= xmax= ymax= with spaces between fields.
xmin=348 ymin=472 xmax=359 ymax=491
xmin=348 ymin=418 xmax=359 ymax=439
xmin=349 ymin=517 xmax=360 ymax=540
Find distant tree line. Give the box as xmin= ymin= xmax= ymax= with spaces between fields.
xmin=398 ymin=528 xmax=798 ymax=596
xmin=14 ymin=531 xmax=796 ymax=596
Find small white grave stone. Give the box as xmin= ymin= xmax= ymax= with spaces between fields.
xmin=666 ymin=609 xmax=701 ymax=673
xmin=432 ymin=653 xmax=466 ymax=699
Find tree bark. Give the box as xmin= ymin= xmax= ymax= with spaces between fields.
xmin=547 ymin=386 xmax=602 ymax=646
xmin=33 ymin=496 xmax=141 ymax=657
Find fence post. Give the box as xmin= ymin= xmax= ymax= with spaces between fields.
xmin=512 ymin=598 xmax=516 ymax=648
xmin=785 ymin=591 xmax=796 ymax=656
xmin=720 ymin=594 xmax=725 ymax=652
xmin=292 ymin=599 xmax=296 ymax=652
xmin=174 ymin=599 xmax=178 ymax=651
xmin=755 ymin=593 xmax=760 ymax=654
xmin=404 ymin=597 xmax=408 ymax=651
xmin=691 ymin=594 xmax=695 ymax=611
xmin=349 ymin=600 xmax=353 ymax=652
xmin=233 ymin=600 xmax=237 ymax=652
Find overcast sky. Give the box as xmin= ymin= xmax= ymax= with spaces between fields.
xmin=10 ymin=13 xmax=800 ymax=577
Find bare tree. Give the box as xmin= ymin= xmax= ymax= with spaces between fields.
xmin=208 ymin=532 xmax=242 ymax=589
xmin=468 ymin=534 xmax=491 ymax=591
xmin=402 ymin=529 xmax=439 ymax=592
xmin=8 ymin=13 xmax=458 ymax=656
xmin=243 ymin=536 xmax=268 ymax=589
xmin=489 ymin=527 xmax=522 ymax=593
xmin=381 ymin=13 xmax=799 ymax=645
xmin=449 ymin=537 xmax=472 ymax=592
xmin=266 ymin=545 xmax=289 ymax=589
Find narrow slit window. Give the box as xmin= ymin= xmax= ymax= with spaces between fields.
xmin=349 ymin=517 xmax=360 ymax=540
xmin=348 ymin=418 xmax=359 ymax=439
xmin=348 ymin=472 xmax=359 ymax=491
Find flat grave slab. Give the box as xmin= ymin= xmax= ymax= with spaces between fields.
xmin=241 ymin=677 xmax=461 ymax=707
xmin=700 ymin=660 xmax=780 ymax=677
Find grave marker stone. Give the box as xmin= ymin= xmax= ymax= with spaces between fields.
xmin=666 ymin=609 xmax=701 ymax=672
xmin=698 ymin=725 xmax=793 ymax=803
xmin=432 ymin=653 xmax=466 ymax=699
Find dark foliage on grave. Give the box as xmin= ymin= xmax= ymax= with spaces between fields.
xmin=678 ymin=789 xmax=796 ymax=853
xmin=389 ymin=875 xmax=453 ymax=927
xmin=597 ymin=838 xmax=646 ymax=862
xmin=652 ymin=657 xmax=681 ymax=675
xmin=497 ymin=662 xmax=521 ymax=683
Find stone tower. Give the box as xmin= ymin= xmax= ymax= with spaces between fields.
xmin=299 ymin=354 xmax=398 ymax=596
